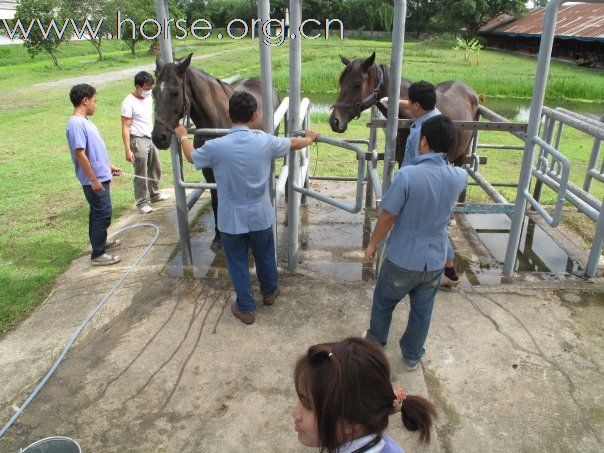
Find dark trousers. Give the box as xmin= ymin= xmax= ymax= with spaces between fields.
xmin=221 ymin=227 xmax=278 ymax=312
xmin=82 ymin=181 xmax=113 ymax=259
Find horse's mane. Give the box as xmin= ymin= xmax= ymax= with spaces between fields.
xmin=160 ymin=62 xmax=235 ymax=97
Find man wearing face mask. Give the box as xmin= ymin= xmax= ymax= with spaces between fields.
xmin=121 ymin=71 xmax=169 ymax=214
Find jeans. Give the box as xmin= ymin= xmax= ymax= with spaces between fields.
xmin=221 ymin=226 xmax=278 ymax=312
xmin=131 ymin=136 xmax=161 ymax=208
xmin=368 ymin=259 xmax=442 ymax=364
xmin=82 ymin=181 xmax=113 ymax=259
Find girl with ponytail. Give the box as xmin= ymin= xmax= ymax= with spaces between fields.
xmin=293 ymin=337 xmax=437 ymax=453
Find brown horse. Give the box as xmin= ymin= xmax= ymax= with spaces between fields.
xmin=329 ymin=52 xmax=479 ymax=166
xmin=151 ymin=53 xmax=280 ymax=249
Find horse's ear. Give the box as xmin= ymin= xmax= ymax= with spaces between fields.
xmin=156 ymin=55 xmax=165 ymax=73
xmin=339 ymin=54 xmax=350 ymax=66
xmin=177 ymin=53 xmax=193 ymax=75
xmin=361 ymin=52 xmax=376 ymax=71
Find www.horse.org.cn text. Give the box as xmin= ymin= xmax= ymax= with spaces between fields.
xmin=1 ymin=13 xmax=345 ymax=47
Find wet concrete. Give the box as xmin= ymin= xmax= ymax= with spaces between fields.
xmin=1 ymin=182 xmax=603 ymax=452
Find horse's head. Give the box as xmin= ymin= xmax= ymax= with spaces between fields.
xmin=151 ymin=53 xmax=193 ymax=150
xmin=329 ymin=52 xmax=383 ymax=133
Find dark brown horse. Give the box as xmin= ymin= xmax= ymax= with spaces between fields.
xmin=151 ymin=53 xmax=280 ymax=249
xmin=329 ymin=52 xmax=479 ymax=166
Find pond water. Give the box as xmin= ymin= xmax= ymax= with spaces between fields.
xmin=287 ymin=91 xmax=604 ymax=121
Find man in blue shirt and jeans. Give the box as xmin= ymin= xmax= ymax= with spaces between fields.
xmin=388 ymin=81 xmax=459 ymax=287
xmin=364 ymin=115 xmax=467 ymax=370
xmin=175 ymin=91 xmax=319 ymax=325
xmin=66 ymin=84 xmax=122 ymax=266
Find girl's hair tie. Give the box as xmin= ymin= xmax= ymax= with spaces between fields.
xmin=391 ymin=386 xmax=406 ymax=414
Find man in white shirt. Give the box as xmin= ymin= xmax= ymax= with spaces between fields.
xmin=121 ymin=71 xmax=169 ymax=214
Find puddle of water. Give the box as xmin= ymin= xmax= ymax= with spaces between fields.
xmin=466 ymin=213 xmax=581 ymax=274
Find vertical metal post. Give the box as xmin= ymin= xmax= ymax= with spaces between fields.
xmin=583 ymin=136 xmax=602 ymax=192
xmin=366 ymin=106 xmax=378 ymax=208
xmin=586 ymin=201 xmax=604 ymax=278
xmin=301 ymin=107 xmax=311 ymax=204
xmin=532 ymin=115 xmax=556 ymax=204
xmin=155 ymin=0 xmax=193 ymax=267
xmin=157 ymin=0 xmax=172 ymax=64
xmin=381 ymin=0 xmax=406 ymax=194
xmin=503 ymin=0 xmax=563 ymax=276
xmin=257 ymin=0 xmax=278 ymax=262
xmin=287 ymin=0 xmax=302 ymax=270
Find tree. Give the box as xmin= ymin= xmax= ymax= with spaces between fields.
xmin=407 ymin=0 xmax=448 ymax=38
xmin=532 ymin=1 xmax=549 ymax=8
xmin=63 ymin=0 xmax=117 ymax=61
xmin=14 ymin=0 xmax=69 ymax=66
xmin=116 ymin=0 xmax=162 ymax=56
xmin=441 ymin=0 xmax=527 ymax=37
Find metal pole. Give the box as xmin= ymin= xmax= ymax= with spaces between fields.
xmin=257 ymin=0 xmax=278 ymax=263
xmin=503 ymin=0 xmax=563 ymax=276
xmin=584 ymin=135 xmax=602 ymax=192
xmin=366 ymin=106 xmax=378 ymax=208
xmin=155 ymin=0 xmax=193 ymax=267
xmin=586 ymin=200 xmax=604 ymax=278
xmin=287 ymin=0 xmax=302 ymax=270
xmin=157 ymin=0 xmax=172 ymax=65
xmin=381 ymin=0 xmax=407 ymax=194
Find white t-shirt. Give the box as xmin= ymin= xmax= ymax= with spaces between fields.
xmin=120 ymin=93 xmax=153 ymax=138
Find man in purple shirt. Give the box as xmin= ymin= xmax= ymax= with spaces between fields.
xmin=66 ymin=84 xmax=122 ymax=266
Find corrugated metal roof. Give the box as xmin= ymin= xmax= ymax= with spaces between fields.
xmin=481 ymin=2 xmax=604 ymax=40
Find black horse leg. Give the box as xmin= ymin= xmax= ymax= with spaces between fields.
xmin=395 ymin=129 xmax=410 ymax=168
xmin=202 ymin=167 xmax=222 ymax=251
xmin=453 ymin=155 xmax=467 ymax=203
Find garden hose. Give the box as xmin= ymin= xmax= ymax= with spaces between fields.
xmin=0 ymin=223 xmax=160 ymax=439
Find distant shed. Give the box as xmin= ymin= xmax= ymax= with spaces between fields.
xmin=479 ymin=3 xmax=604 ymax=67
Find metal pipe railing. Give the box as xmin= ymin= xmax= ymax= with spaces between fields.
xmin=504 ymin=0 xmax=565 ymax=276
xmin=292 ymin=136 xmax=366 ymax=213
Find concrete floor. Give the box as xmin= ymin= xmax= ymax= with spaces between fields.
xmin=0 ymin=185 xmax=602 ymax=452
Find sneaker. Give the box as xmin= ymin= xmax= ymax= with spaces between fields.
xmin=138 ymin=205 xmax=154 ymax=214
xmin=403 ymin=358 xmax=420 ymax=371
xmin=231 ymin=303 xmax=255 ymax=325
xmin=91 ymin=253 xmax=121 ymax=266
xmin=105 ymin=238 xmax=121 ymax=249
xmin=151 ymin=193 xmax=171 ymax=203
xmin=262 ymin=289 xmax=280 ymax=306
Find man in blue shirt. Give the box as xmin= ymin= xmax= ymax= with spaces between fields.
xmin=364 ymin=115 xmax=467 ymax=370
xmin=396 ymin=81 xmax=459 ymax=287
xmin=66 ymin=84 xmax=122 ymax=266
xmin=175 ymin=91 xmax=318 ymax=325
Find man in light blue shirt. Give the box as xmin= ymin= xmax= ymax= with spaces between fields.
xmin=175 ymin=91 xmax=318 ymax=325
xmin=364 ymin=115 xmax=467 ymax=370
xmin=397 ymin=81 xmax=458 ymax=286
xmin=66 ymin=83 xmax=122 ymax=266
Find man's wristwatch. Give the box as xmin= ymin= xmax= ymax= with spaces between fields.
xmin=178 ymin=135 xmax=189 ymax=144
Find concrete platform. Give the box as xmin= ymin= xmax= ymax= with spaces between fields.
xmin=0 ymin=184 xmax=603 ymax=452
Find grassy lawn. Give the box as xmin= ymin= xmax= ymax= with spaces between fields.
xmin=0 ymin=36 xmax=602 ymax=336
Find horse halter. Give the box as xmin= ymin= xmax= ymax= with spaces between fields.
xmin=331 ymin=65 xmax=384 ymax=119
xmin=154 ymin=72 xmax=191 ymax=133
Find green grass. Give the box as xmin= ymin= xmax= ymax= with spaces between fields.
xmin=0 ymin=36 xmax=603 ymax=336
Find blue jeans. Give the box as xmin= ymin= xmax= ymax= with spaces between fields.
xmin=221 ymin=227 xmax=278 ymax=312
xmin=368 ymin=259 xmax=442 ymax=364
xmin=82 ymin=181 xmax=113 ymax=259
